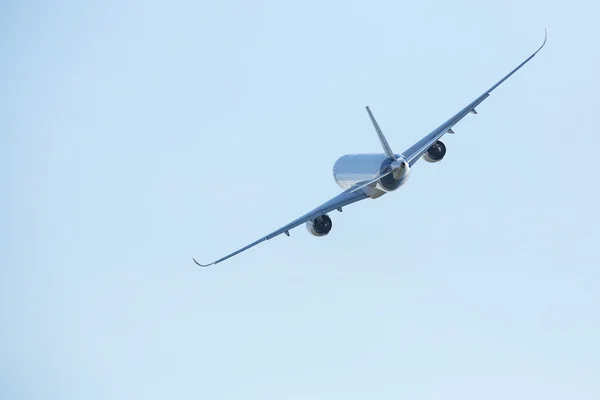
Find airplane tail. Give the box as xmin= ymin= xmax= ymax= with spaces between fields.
xmin=366 ymin=106 xmax=395 ymax=160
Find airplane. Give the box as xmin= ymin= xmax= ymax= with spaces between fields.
xmin=194 ymin=31 xmax=547 ymax=267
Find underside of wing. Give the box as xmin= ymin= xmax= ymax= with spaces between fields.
xmin=193 ymin=188 xmax=368 ymax=267
xmin=402 ymin=30 xmax=547 ymax=166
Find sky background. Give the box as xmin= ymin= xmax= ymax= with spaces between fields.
xmin=3 ymin=0 xmax=600 ymax=399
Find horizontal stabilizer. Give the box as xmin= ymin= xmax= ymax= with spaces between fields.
xmin=349 ymin=170 xmax=394 ymax=194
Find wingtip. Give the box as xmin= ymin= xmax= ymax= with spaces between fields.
xmin=543 ymin=28 xmax=548 ymax=45
xmin=193 ymin=258 xmax=214 ymax=267
xmin=531 ymin=28 xmax=547 ymax=55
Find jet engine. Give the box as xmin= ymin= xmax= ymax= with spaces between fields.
xmin=423 ymin=140 xmax=446 ymax=163
xmin=305 ymin=214 xmax=333 ymax=237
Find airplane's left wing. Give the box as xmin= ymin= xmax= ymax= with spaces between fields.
xmin=194 ymin=188 xmax=369 ymax=267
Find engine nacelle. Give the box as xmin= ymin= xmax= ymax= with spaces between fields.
xmin=305 ymin=214 xmax=333 ymax=237
xmin=423 ymin=140 xmax=446 ymax=163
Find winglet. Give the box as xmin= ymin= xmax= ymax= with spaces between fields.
xmin=193 ymin=258 xmax=215 ymax=267
xmin=542 ymin=28 xmax=548 ymax=50
xmin=534 ymin=28 xmax=547 ymax=56
xmin=366 ymin=106 xmax=396 ymax=160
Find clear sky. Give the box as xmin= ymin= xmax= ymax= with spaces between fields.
xmin=3 ymin=0 xmax=600 ymax=398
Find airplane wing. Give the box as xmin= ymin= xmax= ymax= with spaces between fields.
xmin=193 ymin=188 xmax=369 ymax=267
xmin=401 ymin=30 xmax=547 ymax=166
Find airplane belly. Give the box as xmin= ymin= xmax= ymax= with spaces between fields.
xmin=333 ymin=154 xmax=389 ymax=190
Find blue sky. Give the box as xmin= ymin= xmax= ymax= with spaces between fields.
xmin=3 ymin=0 xmax=600 ymax=398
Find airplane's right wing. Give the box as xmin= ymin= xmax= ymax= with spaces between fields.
xmin=402 ymin=30 xmax=547 ymax=166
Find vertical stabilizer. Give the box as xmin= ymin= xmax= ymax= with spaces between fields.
xmin=366 ymin=106 xmax=395 ymax=160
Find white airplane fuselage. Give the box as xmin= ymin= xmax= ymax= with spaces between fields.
xmin=333 ymin=153 xmax=411 ymax=198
